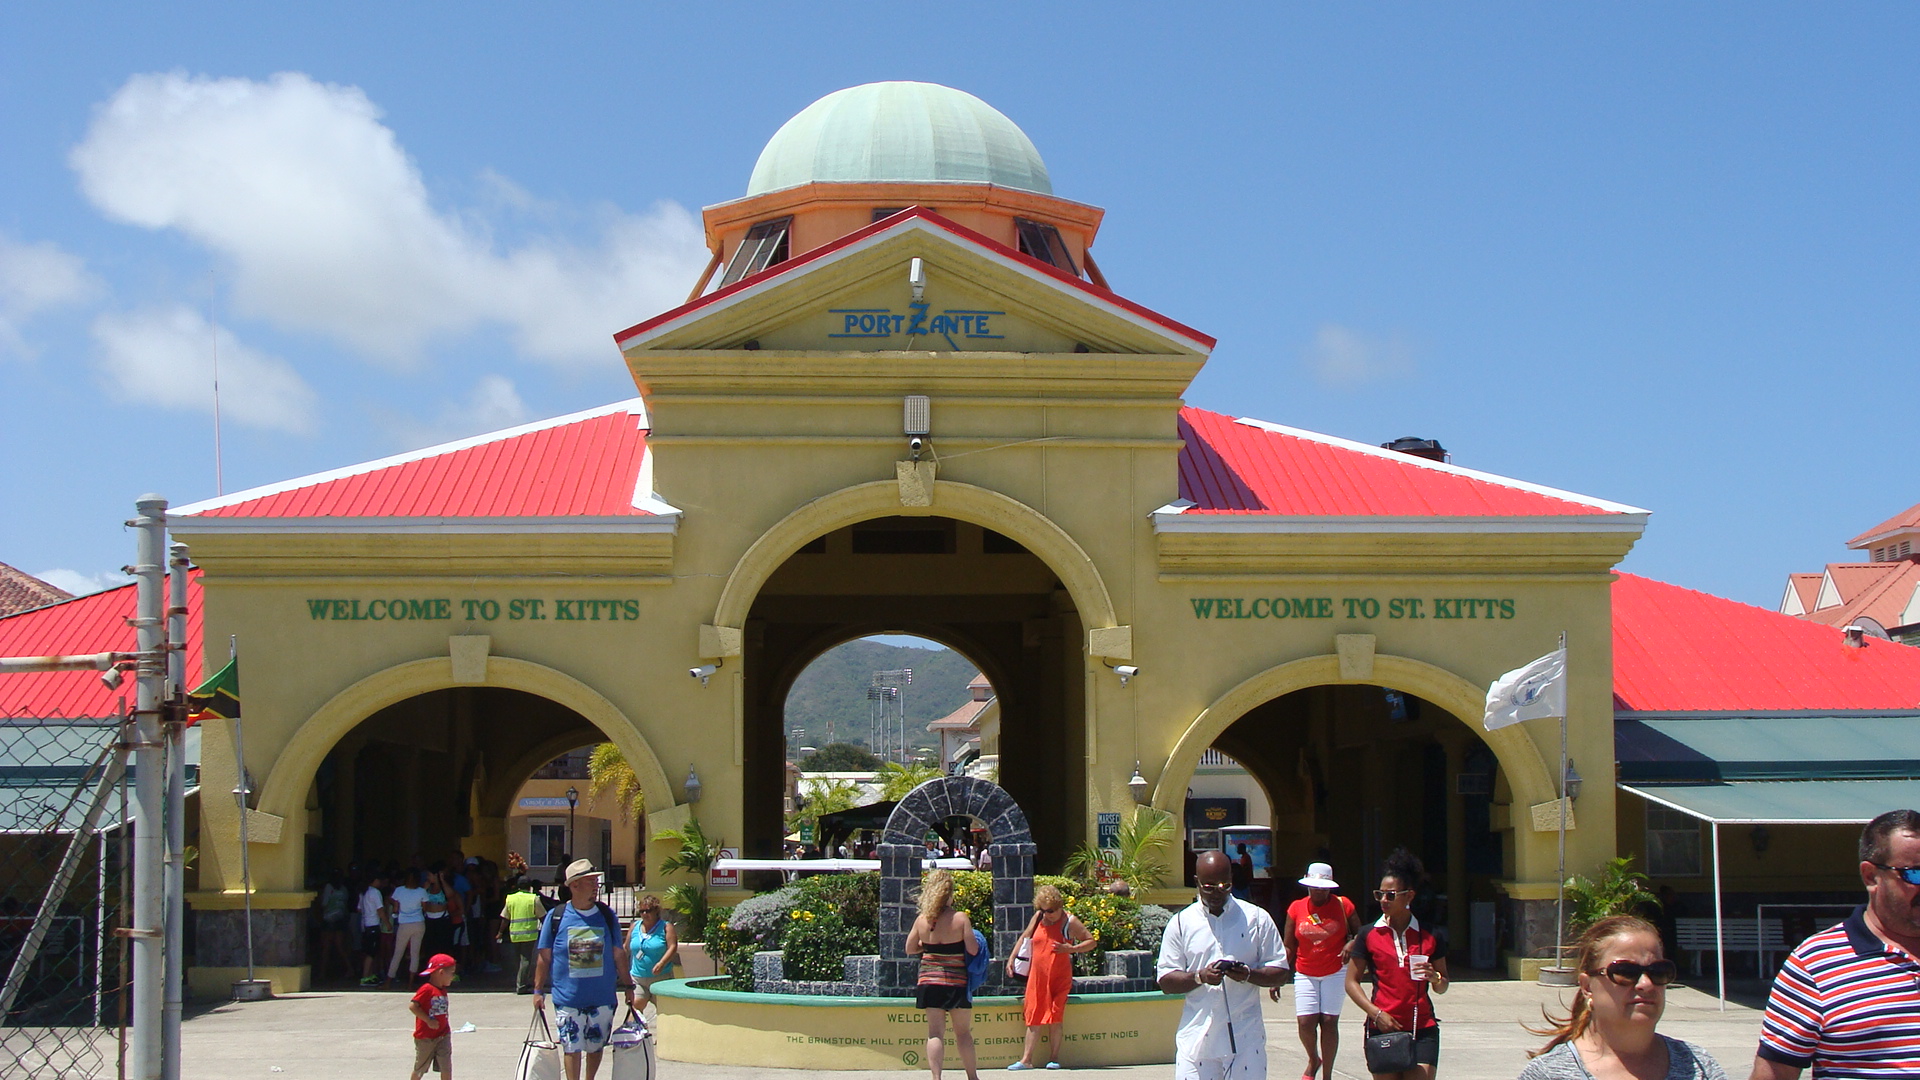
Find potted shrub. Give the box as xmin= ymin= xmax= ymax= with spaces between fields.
xmin=653 ymin=815 xmax=723 ymax=977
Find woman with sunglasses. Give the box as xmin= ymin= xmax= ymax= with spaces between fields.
xmin=625 ymin=893 xmax=678 ymax=1014
xmin=1519 ymin=915 xmax=1726 ymax=1079
xmin=1347 ymin=851 xmax=1446 ymax=1079
xmin=1005 ymin=883 xmax=1096 ymax=1070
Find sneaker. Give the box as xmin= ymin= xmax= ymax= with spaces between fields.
xmin=1045 ymin=1064 xmax=1062 ymax=1070
xmin=1007 ymin=1064 xmax=1032 ymax=1072
xmin=358 ymin=975 xmax=378 ymax=987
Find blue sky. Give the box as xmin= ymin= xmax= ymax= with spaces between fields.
xmin=2 ymin=4 xmax=1915 ymax=612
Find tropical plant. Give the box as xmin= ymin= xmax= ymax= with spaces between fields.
xmin=877 ymin=761 xmax=941 ymax=803
xmin=586 ymin=742 xmax=646 ymax=822
xmin=1061 ymin=887 xmax=1141 ymax=976
xmin=1565 ymin=856 xmax=1659 ymax=936
xmin=800 ymin=742 xmax=881 ymax=771
xmin=653 ymin=815 xmax=723 ymax=940
xmin=787 ymin=776 xmax=863 ymax=836
xmin=1062 ymin=806 xmax=1175 ymax=893
xmin=781 ymin=905 xmax=871 ymax=982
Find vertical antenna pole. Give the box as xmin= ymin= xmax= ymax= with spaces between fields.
xmin=210 ymin=283 xmax=224 ymax=495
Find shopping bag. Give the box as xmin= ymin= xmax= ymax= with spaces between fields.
xmin=517 ymin=1009 xmax=562 ymax=1080
xmin=608 ymin=1007 xmax=655 ymax=1080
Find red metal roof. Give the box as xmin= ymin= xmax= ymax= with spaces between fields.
xmin=175 ymin=401 xmax=655 ymax=521
xmin=1175 ymin=408 xmax=1640 ymax=517
xmin=614 ymin=206 xmax=1216 ymax=352
xmin=0 ymin=574 xmax=204 ymax=720
xmin=1613 ymin=572 xmax=1920 ymax=712
xmin=1849 ymin=501 xmax=1920 ymax=548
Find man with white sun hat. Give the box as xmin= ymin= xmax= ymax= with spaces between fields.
xmin=533 ymin=859 xmax=632 ymax=1079
xmin=1275 ymin=863 xmax=1362 ymax=1080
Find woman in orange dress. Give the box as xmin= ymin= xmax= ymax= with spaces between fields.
xmin=1005 ymin=884 xmax=1095 ymax=1070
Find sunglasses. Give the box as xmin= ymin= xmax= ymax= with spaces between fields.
xmin=1872 ymin=863 xmax=1920 ymax=886
xmin=1372 ymin=889 xmax=1409 ymax=901
xmin=1594 ymin=959 xmax=1677 ymax=987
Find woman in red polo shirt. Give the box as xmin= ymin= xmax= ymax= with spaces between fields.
xmin=1347 ymin=850 xmax=1448 ymax=1079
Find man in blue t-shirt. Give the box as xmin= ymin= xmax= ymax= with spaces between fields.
xmin=534 ymin=859 xmax=632 ymax=1077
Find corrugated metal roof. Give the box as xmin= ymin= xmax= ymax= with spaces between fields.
xmin=1849 ymin=501 xmax=1920 ymax=548
xmin=173 ymin=401 xmax=655 ymax=521
xmin=1175 ymin=408 xmax=1637 ymax=517
xmin=1612 ymin=572 xmax=1920 ymax=712
xmin=0 ymin=572 xmax=203 ymax=720
xmin=1801 ymin=561 xmax=1920 ymax=628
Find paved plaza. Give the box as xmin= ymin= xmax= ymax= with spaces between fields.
xmin=181 ymin=974 xmax=1770 ymax=1080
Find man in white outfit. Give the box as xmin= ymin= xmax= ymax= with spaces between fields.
xmin=1157 ymin=850 xmax=1291 ymax=1080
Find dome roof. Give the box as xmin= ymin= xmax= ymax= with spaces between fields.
xmin=746 ymin=82 xmax=1052 ymax=197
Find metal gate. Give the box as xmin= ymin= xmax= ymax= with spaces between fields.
xmin=0 ymin=718 xmax=129 ymax=1080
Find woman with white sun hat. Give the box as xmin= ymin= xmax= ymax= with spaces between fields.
xmin=1276 ymin=862 xmax=1363 ymax=1080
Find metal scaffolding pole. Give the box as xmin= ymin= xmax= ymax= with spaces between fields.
xmin=130 ymin=495 xmax=168 ymax=1080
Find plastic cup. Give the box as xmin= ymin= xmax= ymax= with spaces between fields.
xmin=1409 ymin=954 xmax=1430 ymax=981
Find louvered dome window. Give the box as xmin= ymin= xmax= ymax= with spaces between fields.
xmin=720 ymin=216 xmax=792 ymax=287
xmin=1015 ymin=218 xmax=1078 ymax=276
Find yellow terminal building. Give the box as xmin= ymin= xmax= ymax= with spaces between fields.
xmin=153 ymin=80 xmax=1648 ymax=993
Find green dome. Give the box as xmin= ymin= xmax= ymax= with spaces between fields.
xmin=747 ymin=82 xmax=1052 ymax=197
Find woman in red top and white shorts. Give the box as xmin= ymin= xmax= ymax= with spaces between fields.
xmin=1347 ymin=851 xmax=1447 ymax=1080
xmin=1278 ymin=862 xmax=1362 ymax=1080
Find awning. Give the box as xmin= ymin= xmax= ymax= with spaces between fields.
xmin=1620 ymin=779 xmax=1920 ymax=825
xmin=1616 ymin=714 xmax=1920 ymax=783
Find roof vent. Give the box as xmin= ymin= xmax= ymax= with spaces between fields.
xmin=1381 ymin=436 xmax=1449 ymax=463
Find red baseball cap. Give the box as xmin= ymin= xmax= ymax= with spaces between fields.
xmin=420 ymin=954 xmax=458 ymax=976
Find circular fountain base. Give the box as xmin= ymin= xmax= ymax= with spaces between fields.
xmin=653 ymin=978 xmax=1181 ymax=1071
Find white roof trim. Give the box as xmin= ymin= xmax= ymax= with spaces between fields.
xmin=614 ymin=215 xmax=1213 ymax=354
xmin=1779 ymin=579 xmax=1807 ymax=616
xmin=169 ymin=515 xmax=679 ymax=536
xmin=1151 ymin=512 xmax=1648 ymax=535
xmin=1229 ymin=417 xmax=1650 ymax=516
xmin=172 ymin=399 xmax=652 ymax=517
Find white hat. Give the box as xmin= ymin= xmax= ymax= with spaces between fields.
xmin=1298 ymin=862 xmax=1339 ymax=889
xmin=564 ymin=858 xmax=601 ymax=884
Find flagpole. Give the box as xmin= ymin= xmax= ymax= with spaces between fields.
xmin=1555 ymin=630 xmax=1568 ymax=974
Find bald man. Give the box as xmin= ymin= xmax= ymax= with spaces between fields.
xmin=1158 ymin=850 xmax=1290 ymax=1080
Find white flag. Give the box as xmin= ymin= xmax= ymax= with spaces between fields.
xmin=1484 ymin=647 xmax=1566 ymax=730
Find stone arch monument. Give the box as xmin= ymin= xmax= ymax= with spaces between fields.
xmin=879 ymin=776 xmax=1033 ymax=996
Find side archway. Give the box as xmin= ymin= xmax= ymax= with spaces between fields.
xmin=710 ymin=478 xmax=1120 ymax=636
xmin=258 ymin=655 xmax=676 ymax=829
xmin=1151 ymin=652 xmax=1556 ymax=823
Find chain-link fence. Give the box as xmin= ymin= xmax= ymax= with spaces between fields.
xmin=0 ymin=718 xmax=129 ymax=1080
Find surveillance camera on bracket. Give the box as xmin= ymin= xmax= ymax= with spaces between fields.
xmin=1112 ymin=664 xmax=1139 ymax=687
xmin=690 ymin=663 xmax=720 ymax=687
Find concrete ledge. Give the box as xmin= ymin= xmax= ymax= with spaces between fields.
xmin=653 ymin=977 xmax=1180 ymax=1070
xmin=188 ymin=965 xmax=309 ymax=998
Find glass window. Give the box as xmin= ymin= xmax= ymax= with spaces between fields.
xmin=529 ymin=821 xmax=567 ymax=868
xmin=720 ymin=217 xmax=792 ymax=287
xmin=1015 ymin=218 xmax=1079 ymax=277
xmin=1645 ymin=804 xmax=1702 ymax=876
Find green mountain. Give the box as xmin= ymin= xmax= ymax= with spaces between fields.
xmin=784 ymin=640 xmax=981 ymax=753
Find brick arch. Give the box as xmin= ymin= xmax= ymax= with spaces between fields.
xmin=878 ymin=776 xmax=1033 ymax=996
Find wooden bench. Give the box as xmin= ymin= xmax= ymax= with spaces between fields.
xmin=1675 ymin=917 xmax=1787 ymax=975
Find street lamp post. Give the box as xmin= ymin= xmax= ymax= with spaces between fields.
xmin=565 ymin=786 xmax=579 ymax=866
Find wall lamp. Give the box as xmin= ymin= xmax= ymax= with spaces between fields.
xmin=1563 ymin=757 xmax=1583 ymax=802
xmin=684 ymin=766 xmax=703 ymax=804
xmin=689 ymin=662 xmax=720 ymax=687
xmin=1127 ymin=762 xmax=1150 ymax=805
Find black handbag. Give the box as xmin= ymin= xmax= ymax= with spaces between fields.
xmin=1362 ymin=1003 xmax=1417 ymax=1074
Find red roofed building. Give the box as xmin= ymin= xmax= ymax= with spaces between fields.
xmin=1780 ymin=501 xmax=1920 ymax=637
xmin=0 ymin=561 xmax=70 ymax=618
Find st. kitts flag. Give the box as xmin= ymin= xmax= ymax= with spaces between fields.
xmin=187 ymin=659 xmax=239 ymax=725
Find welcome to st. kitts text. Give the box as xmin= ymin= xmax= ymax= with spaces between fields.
xmin=304 ymin=598 xmax=638 ymax=622
xmin=1189 ymin=597 xmax=1515 ymax=620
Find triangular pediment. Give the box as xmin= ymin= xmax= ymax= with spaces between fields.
xmin=615 ymin=211 xmax=1212 ymax=358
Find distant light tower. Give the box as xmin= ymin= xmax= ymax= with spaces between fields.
xmin=869 ymin=669 xmax=913 ymax=762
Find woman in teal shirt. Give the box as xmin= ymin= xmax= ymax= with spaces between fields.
xmin=626 ymin=894 xmax=679 ymax=1012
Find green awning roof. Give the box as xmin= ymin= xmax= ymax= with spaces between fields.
xmin=1616 ymin=715 xmax=1920 ymax=782
xmin=1620 ymin=779 xmax=1920 ymax=825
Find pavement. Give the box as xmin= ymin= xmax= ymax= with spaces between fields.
xmin=181 ymin=972 xmax=1770 ymax=1080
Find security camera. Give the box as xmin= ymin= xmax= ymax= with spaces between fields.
xmin=690 ymin=663 xmax=719 ymax=687
xmin=100 ymin=666 xmax=124 ymax=691
xmin=1113 ymin=665 xmax=1139 ymax=687
xmin=908 ymin=436 xmax=925 ymax=460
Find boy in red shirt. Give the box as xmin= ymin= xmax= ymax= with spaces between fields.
xmin=409 ymin=953 xmax=458 ymax=1078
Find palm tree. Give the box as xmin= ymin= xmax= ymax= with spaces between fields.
xmin=1062 ymin=806 xmax=1175 ymax=893
xmin=652 ymin=815 xmax=722 ymax=940
xmin=788 ymin=775 xmax=863 ymax=836
xmin=586 ymin=742 xmax=645 ymax=821
xmin=877 ymin=761 xmax=940 ymax=803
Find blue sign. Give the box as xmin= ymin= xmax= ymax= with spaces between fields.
xmin=829 ymin=305 xmax=1006 ymax=349
xmin=1096 ymin=812 xmax=1121 ymax=852
xmin=519 ymin=797 xmax=572 ymax=809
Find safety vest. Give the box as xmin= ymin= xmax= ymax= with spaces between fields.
xmin=503 ymin=892 xmax=544 ymax=943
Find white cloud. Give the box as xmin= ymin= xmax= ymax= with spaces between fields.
xmin=379 ymin=373 xmax=531 ymax=451
xmin=70 ymin=71 xmax=710 ymax=369
xmin=1302 ymin=323 xmax=1417 ymax=389
xmin=92 ymin=305 xmax=319 ymax=434
xmin=35 ymin=568 xmax=131 ymax=598
xmin=0 ymin=232 xmax=98 ymax=357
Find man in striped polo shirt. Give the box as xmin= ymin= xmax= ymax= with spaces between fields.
xmin=1751 ymin=809 xmax=1920 ymax=1079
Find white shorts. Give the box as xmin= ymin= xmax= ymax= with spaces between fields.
xmin=554 ymin=1004 xmax=616 ymax=1055
xmin=1175 ymin=1048 xmax=1267 ymax=1080
xmin=1293 ymin=971 xmax=1347 ymax=1017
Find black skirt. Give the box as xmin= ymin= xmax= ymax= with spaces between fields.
xmin=916 ymin=983 xmax=971 ymax=1012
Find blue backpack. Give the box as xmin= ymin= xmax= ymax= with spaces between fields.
xmin=965 ymin=928 xmax=992 ymax=995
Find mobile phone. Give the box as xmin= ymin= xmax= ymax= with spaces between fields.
xmin=1211 ymin=959 xmax=1248 ymax=975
